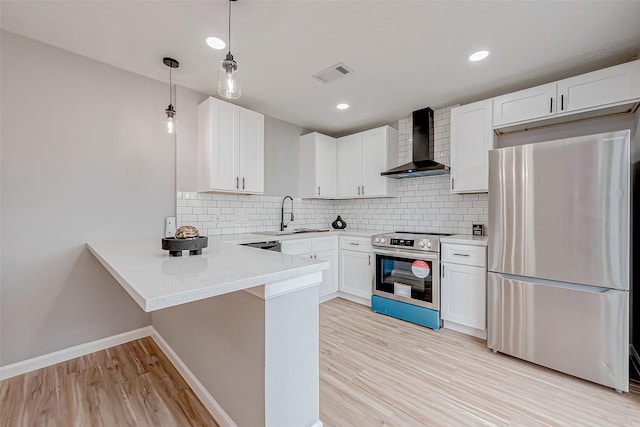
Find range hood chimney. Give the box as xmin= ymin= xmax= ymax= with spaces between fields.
xmin=381 ymin=107 xmax=450 ymax=178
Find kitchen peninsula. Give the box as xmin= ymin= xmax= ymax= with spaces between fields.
xmin=88 ymin=239 xmax=328 ymax=427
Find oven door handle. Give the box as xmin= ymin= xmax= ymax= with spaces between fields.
xmin=372 ymin=248 xmax=439 ymax=261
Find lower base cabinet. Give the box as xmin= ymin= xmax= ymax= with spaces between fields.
xmin=281 ymin=236 xmax=338 ymax=299
xmin=440 ymin=242 xmax=487 ymax=339
xmin=338 ymin=236 xmax=374 ymax=301
xmin=316 ymin=250 xmax=338 ymax=297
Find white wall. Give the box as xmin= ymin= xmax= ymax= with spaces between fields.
xmin=176 ymin=86 xmax=209 ymax=192
xmin=264 ymin=116 xmax=305 ymax=197
xmin=0 ymin=31 xmax=178 ymax=365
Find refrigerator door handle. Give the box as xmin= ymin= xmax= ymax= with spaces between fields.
xmin=497 ymin=272 xmax=614 ymax=293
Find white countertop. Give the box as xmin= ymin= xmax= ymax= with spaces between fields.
xmin=213 ymin=229 xmax=387 ymax=245
xmin=87 ymin=239 xmax=328 ymax=312
xmin=440 ymin=234 xmax=488 ymax=246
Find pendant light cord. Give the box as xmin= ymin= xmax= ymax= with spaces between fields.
xmin=169 ymin=66 xmax=173 ymax=106
xmin=228 ymin=0 xmax=232 ymax=55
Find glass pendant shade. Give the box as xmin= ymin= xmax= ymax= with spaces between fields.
xmin=165 ymin=105 xmax=176 ymax=134
xmin=218 ymin=53 xmax=241 ymax=99
xmin=163 ymin=57 xmax=179 ymax=135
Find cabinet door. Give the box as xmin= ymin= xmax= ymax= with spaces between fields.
xmin=208 ymin=99 xmax=240 ymax=191
xmin=361 ymin=127 xmax=388 ymax=197
xmin=450 ymin=100 xmax=493 ymax=193
xmin=239 ymin=107 xmax=264 ymax=193
xmin=315 ymin=134 xmax=337 ymax=197
xmin=441 ymin=262 xmax=486 ymax=330
xmin=281 ymin=239 xmax=312 ymax=255
xmin=337 ymin=134 xmax=362 ymax=197
xmin=557 ymin=60 xmax=640 ymax=114
xmin=492 ymin=82 xmax=557 ymax=127
xmin=339 ymin=250 xmax=373 ymax=299
xmin=316 ymin=250 xmax=338 ymax=298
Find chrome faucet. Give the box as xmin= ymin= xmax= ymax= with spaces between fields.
xmin=280 ymin=196 xmax=294 ymax=231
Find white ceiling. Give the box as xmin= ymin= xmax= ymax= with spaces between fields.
xmin=2 ymin=1 xmax=640 ymax=137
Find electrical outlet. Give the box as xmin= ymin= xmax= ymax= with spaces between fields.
xmin=165 ymin=217 xmax=176 ymax=237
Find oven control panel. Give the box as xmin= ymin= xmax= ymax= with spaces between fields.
xmin=372 ymin=233 xmax=441 ymax=253
xmin=390 ymin=238 xmax=414 ymax=247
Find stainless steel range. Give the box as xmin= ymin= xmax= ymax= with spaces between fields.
xmin=370 ymin=231 xmax=452 ymax=330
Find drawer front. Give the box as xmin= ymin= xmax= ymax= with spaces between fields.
xmin=441 ymin=243 xmax=486 ymax=267
xmin=281 ymin=239 xmax=312 ymax=255
xmin=339 ymin=236 xmax=372 ymax=253
xmin=311 ymin=236 xmax=337 ymax=253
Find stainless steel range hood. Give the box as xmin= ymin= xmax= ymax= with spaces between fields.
xmin=381 ymin=107 xmax=449 ymax=178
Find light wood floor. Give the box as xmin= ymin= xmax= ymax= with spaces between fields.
xmin=3 ymin=299 xmax=639 ymax=426
xmin=0 ymin=336 xmax=218 ymax=427
xmin=320 ymin=298 xmax=640 ymax=426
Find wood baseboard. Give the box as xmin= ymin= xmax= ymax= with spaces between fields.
xmin=148 ymin=327 xmax=237 ymax=427
xmin=0 ymin=326 xmax=153 ymax=380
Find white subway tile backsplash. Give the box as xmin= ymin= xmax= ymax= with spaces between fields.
xmin=176 ymin=106 xmax=488 ymax=236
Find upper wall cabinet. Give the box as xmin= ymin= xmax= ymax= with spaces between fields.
xmin=198 ymin=97 xmax=264 ymax=194
xmin=300 ymin=132 xmax=338 ymax=198
xmin=337 ymin=126 xmax=398 ymax=198
xmin=492 ymin=82 xmax=557 ymax=127
xmin=450 ymin=99 xmax=494 ymax=193
xmin=492 ymin=59 xmax=640 ymax=133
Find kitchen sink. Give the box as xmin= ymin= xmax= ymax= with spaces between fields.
xmin=253 ymin=229 xmax=329 ymax=236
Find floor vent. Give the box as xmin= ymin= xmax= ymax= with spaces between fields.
xmin=312 ymin=62 xmax=354 ymax=83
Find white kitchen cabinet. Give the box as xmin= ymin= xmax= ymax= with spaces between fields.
xmin=281 ymin=236 xmax=338 ymax=300
xmin=337 ymin=134 xmax=362 ymax=197
xmin=492 ymin=59 xmax=640 ymax=131
xmin=557 ymin=59 xmax=640 ymax=113
xmin=440 ymin=242 xmax=487 ymax=339
xmin=198 ymin=96 xmax=264 ymax=194
xmin=450 ymin=99 xmax=494 ymax=193
xmin=299 ymin=132 xmax=337 ymax=198
xmin=492 ymin=82 xmax=557 ymax=127
xmin=337 ymin=126 xmax=398 ymax=198
xmin=338 ymin=236 xmax=373 ymax=302
xmin=316 ymin=250 xmax=339 ymax=298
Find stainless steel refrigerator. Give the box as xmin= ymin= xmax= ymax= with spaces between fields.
xmin=488 ymin=130 xmax=630 ymax=392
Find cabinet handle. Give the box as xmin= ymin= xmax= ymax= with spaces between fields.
xmin=368 ymin=254 xmax=371 ymax=265
xmin=357 ymin=186 xmax=361 ymax=195
xmin=242 ymin=177 xmax=245 ymax=190
xmin=236 ymin=177 xmax=239 ymax=189
xmin=362 ymin=185 xmax=365 ymax=195
xmin=561 ymin=94 xmax=564 ymax=111
xmin=453 ymin=253 xmax=470 ymax=257
xmin=314 ymin=254 xmax=317 ymax=259
xmin=451 ymin=177 xmax=455 ymax=190
xmin=550 ymin=97 xmax=553 ymax=113
xmin=349 ymin=242 xmax=359 ymax=246
xmin=318 ymin=186 xmax=320 ymax=196
xmin=442 ymin=265 xmax=445 ymax=278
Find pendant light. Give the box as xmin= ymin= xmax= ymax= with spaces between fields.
xmin=218 ymin=0 xmax=241 ymax=99
xmin=163 ymin=57 xmax=179 ymax=134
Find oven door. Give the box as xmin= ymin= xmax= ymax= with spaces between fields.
xmin=373 ymin=248 xmax=440 ymax=311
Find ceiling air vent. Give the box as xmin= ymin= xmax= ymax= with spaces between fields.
xmin=312 ymin=62 xmax=354 ymax=83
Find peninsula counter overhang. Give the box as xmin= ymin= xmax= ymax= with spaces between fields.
xmin=87 ymin=239 xmax=328 ymax=312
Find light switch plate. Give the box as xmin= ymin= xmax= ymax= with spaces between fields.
xmin=165 ymin=217 xmax=176 ymax=237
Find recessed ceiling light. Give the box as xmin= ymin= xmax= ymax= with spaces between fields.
xmin=206 ymin=37 xmax=226 ymax=50
xmin=337 ymin=103 xmax=349 ymax=110
xmin=469 ymin=50 xmax=489 ymax=62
